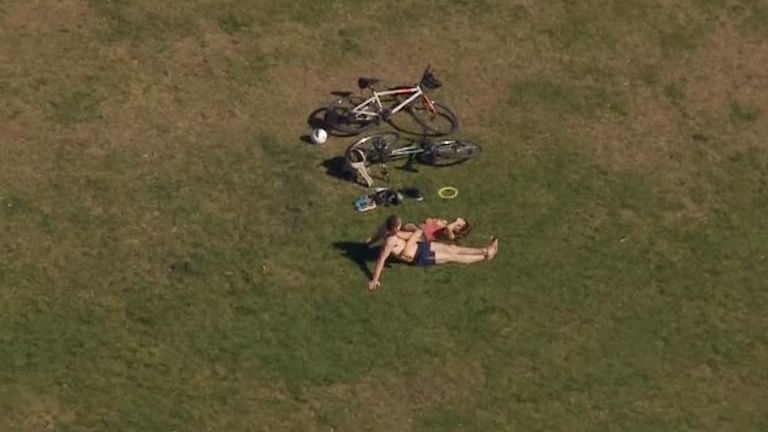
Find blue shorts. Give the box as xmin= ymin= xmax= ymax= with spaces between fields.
xmin=413 ymin=241 xmax=436 ymax=267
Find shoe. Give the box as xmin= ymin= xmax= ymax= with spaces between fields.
xmin=354 ymin=195 xmax=377 ymax=212
xmin=372 ymin=189 xmax=402 ymax=206
xmin=400 ymin=187 xmax=424 ymax=201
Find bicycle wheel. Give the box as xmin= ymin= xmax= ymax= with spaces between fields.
xmin=345 ymin=131 xmax=400 ymax=165
xmin=408 ymin=102 xmax=460 ymax=136
xmin=325 ymin=96 xmax=379 ymax=136
xmin=419 ymin=138 xmax=481 ymax=167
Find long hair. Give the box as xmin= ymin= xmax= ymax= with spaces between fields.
xmin=385 ymin=215 xmax=401 ymax=233
xmin=435 ymin=219 xmax=472 ymax=243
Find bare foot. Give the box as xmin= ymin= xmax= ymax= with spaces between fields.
xmin=486 ymin=237 xmax=499 ymax=261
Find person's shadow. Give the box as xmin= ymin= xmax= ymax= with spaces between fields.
xmin=332 ymin=241 xmax=389 ymax=279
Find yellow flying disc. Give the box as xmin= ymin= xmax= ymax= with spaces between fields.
xmin=438 ymin=186 xmax=459 ymax=199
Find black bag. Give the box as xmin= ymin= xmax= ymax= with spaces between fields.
xmin=371 ymin=189 xmax=403 ymax=206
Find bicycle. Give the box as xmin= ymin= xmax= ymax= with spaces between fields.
xmin=345 ymin=131 xmax=481 ymax=187
xmin=325 ymin=65 xmax=460 ymax=137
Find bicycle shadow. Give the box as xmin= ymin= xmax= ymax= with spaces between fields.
xmin=333 ymin=241 xmax=391 ymax=279
xmin=304 ymin=91 xmax=364 ymax=141
xmin=320 ymin=155 xmax=398 ymax=186
xmin=306 ymin=107 xmax=327 ymax=129
xmin=303 ymin=105 xmax=357 ymax=142
xmin=301 ymin=107 xmax=327 ymax=144
xmin=320 ymin=156 xmax=354 ymax=183
xmin=388 ymin=115 xmax=449 ymax=137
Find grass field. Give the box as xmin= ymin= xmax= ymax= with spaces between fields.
xmin=2 ymin=1 xmax=768 ymax=430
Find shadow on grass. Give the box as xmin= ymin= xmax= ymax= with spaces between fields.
xmin=307 ymin=107 xmax=327 ymax=130
xmin=301 ymin=107 xmax=327 ymax=145
xmin=333 ymin=241 xmax=387 ymax=279
xmin=321 ymin=156 xmax=355 ymax=183
xmin=306 ymin=100 xmax=362 ymax=139
xmin=388 ymin=113 xmax=436 ymax=137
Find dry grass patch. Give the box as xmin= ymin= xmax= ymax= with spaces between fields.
xmin=308 ymin=360 xmax=485 ymax=431
xmin=560 ymin=21 xmax=768 ymax=224
xmin=583 ymin=85 xmax=685 ymax=169
xmin=581 ymin=23 xmax=768 ymax=168
xmin=253 ymin=6 xmax=552 ymax=143
xmin=11 ymin=395 xmax=76 ymax=432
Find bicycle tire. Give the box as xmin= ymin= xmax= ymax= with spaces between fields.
xmin=408 ymin=102 xmax=460 ymax=136
xmin=419 ymin=138 xmax=481 ymax=167
xmin=325 ymin=96 xmax=379 ymax=136
xmin=345 ymin=131 xmax=401 ymax=166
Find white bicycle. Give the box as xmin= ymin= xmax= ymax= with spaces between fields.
xmin=324 ymin=65 xmax=460 ymax=136
xmin=345 ymin=131 xmax=481 ymax=187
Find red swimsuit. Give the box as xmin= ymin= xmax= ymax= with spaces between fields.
xmin=421 ymin=220 xmax=442 ymax=242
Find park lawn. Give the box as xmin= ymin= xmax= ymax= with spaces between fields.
xmin=1 ymin=0 xmax=767 ymax=431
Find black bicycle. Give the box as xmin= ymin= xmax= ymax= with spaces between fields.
xmin=344 ymin=131 xmax=481 ymax=187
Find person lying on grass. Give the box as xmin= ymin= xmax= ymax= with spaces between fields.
xmin=411 ymin=216 xmax=471 ymax=242
xmin=366 ymin=216 xmax=471 ymax=245
xmin=366 ymin=215 xmax=498 ymax=292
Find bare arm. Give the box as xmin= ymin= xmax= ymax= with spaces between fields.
xmin=402 ymin=223 xmax=419 ymax=232
xmin=369 ymin=238 xmax=395 ymax=291
xmin=444 ymin=219 xmax=461 ymax=240
xmin=404 ymin=228 xmax=423 ymax=250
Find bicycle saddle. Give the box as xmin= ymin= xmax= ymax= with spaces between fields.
xmin=358 ymin=77 xmax=381 ymax=89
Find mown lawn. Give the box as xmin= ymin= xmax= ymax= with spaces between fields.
xmin=1 ymin=1 xmax=767 ymax=431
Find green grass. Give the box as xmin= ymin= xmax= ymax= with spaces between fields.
xmin=730 ymin=100 xmax=761 ymax=125
xmin=2 ymin=0 xmax=768 ymax=431
xmin=217 ymin=11 xmax=254 ymax=35
xmin=50 ymin=88 xmax=102 ymax=125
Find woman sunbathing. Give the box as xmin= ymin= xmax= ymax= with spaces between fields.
xmin=411 ymin=217 xmax=471 ymax=242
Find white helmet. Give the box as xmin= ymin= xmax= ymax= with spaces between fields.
xmin=311 ymin=128 xmax=328 ymax=145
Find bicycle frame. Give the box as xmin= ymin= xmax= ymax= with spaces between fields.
xmin=387 ymin=144 xmax=424 ymax=159
xmin=347 ymin=133 xmax=477 ymax=187
xmin=350 ymin=85 xmax=437 ymax=119
xmin=365 ymin=142 xmax=425 ymax=184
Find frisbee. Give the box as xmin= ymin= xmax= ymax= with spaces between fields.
xmin=437 ymin=186 xmax=459 ymax=199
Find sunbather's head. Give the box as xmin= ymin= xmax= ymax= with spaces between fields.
xmin=385 ymin=215 xmax=402 ymax=235
xmin=453 ymin=217 xmax=471 ymax=238
xmin=436 ymin=217 xmax=472 ymax=241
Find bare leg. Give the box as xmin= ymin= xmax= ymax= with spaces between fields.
xmin=433 ymin=250 xmax=486 ymax=264
xmin=431 ymin=239 xmax=499 ymax=264
xmin=430 ymin=242 xmax=485 ymax=255
xmin=431 ymin=237 xmax=499 ymax=258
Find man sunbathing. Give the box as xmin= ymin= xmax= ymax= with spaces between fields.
xmin=366 ymin=215 xmax=498 ymax=292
